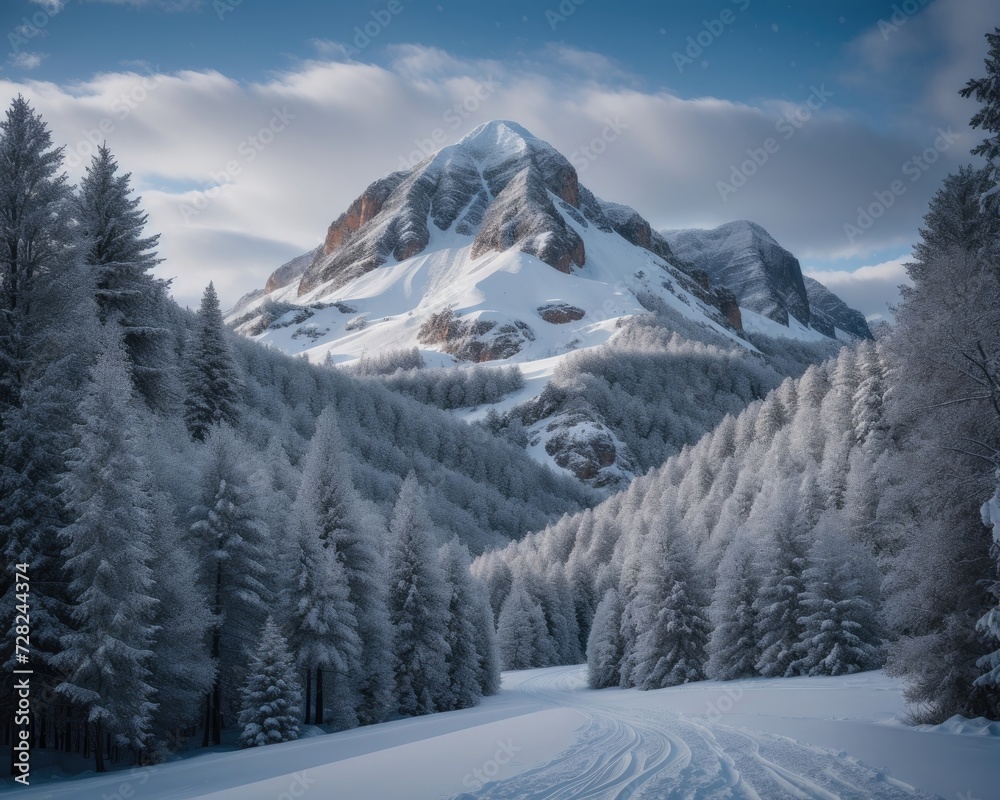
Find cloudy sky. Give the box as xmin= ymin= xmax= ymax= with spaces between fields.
xmin=1 ymin=0 xmax=994 ymax=318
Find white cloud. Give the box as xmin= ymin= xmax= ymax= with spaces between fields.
xmin=29 ymin=0 xmax=65 ymax=13
xmin=10 ymin=52 xmax=46 ymax=70
xmin=805 ymin=257 xmax=912 ymax=321
xmin=0 ymin=44 xmax=968 ymax=309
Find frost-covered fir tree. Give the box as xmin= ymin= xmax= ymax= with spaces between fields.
xmin=387 ymin=473 xmax=451 ymax=715
xmin=707 ymin=532 xmax=762 ymax=680
xmin=294 ymin=409 xmax=392 ymax=724
xmin=587 ymin=587 xmax=626 ymax=689
xmin=496 ymin=579 xmax=558 ymax=671
xmin=753 ymin=488 xmax=811 ymax=678
xmin=882 ymin=161 xmax=1000 ymax=722
xmin=189 ymin=426 xmax=273 ymax=745
xmin=790 ymin=518 xmax=884 ymax=676
xmin=0 ymin=97 xmax=88 ymax=701
xmin=77 ymin=144 xmax=174 ymax=408
xmin=626 ymin=516 xmax=709 ymax=690
xmin=283 ymin=501 xmax=361 ymax=729
xmin=960 ymin=27 xmax=1000 ymax=204
xmin=183 ymin=282 xmax=241 ymax=440
xmin=145 ymin=490 xmax=215 ymax=751
xmin=237 ymin=618 xmax=302 ymax=748
xmin=438 ymin=538 xmax=491 ymax=710
xmin=53 ymin=326 xmax=159 ymax=770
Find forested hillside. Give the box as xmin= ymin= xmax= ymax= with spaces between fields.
xmin=472 ymin=36 xmax=1000 ymax=725
xmin=0 ymin=97 xmax=589 ymax=772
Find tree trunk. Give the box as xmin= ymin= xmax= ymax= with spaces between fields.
xmin=205 ymin=559 xmax=223 ymax=746
xmin=315 ymin=667 xmax=324 ymax=726
xmin=304 ymin=668 xmax=312 ymax=725
xmin=93 ymin=721 xmax=105 ymax=773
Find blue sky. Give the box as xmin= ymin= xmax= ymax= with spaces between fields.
xmin=0 ymin=0 xmax=994 ymax=317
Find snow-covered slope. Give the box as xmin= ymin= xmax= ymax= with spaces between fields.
xmin=229 ymin=121 xmax=741 ymax=367
xmin=14 ymin=666 xmax=998 ymax=799
xmin=226 ymin=122 xmax=863 ymax=484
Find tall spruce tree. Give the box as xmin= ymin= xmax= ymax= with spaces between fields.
xmin=183 ymin=282 xmax=240 ymax=440
xmin=438 ymin=539 xmax=492 ymax=710
xmin=53 ymin=326 xmax=159 ymax=770
xmin=283 ymin=501 xmax=361 ymax=729
xmin=626 ymin=518 xmax=709 ymax=690
xmin=587 ymin=587 xmax=626 ymax=689
xmin=77 ymin=144 xmax=175 ymax=408
xmin=0 ymin=98 xmax=87 ymax=740
xmin=387 ymin=474 xmax=451 ymax=716
xmin=707 ymin=532 xmax=762 ymax=680
xmin=189 ymin=426 xmax=273 ymax=745
xmin=293 ymin=409 xmax=391 ymax=725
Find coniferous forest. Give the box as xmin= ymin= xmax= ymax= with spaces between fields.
xmin=0 ymin=19 xmax=999 ymax=797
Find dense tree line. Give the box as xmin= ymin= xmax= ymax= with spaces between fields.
xmin=349 ymin=347 xmax=525 ymax=410
xmin=0 ymin=97 xmax=587 ymax=772
xmin=474 ymin=30 xmax=1000 ymax=721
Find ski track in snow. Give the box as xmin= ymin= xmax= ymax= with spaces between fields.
xmin=457 ymin=666 xmax=931 ymax=800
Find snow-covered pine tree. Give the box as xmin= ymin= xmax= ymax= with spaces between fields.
xmin=438 ymin=538 xmax=488 ymax=710
xmin=145 ymin=490 xmax=215 ymax=753
xmin=77 ymin=144 xmax=175 ymax=408
xmin=387 ymin=473 xmax=451 ymax=715
xmin=960 ymin=26 xmax=1000 ymax=717
xmin=183 ymin=282 xmax=241 ymax=441
xmin=283 ymin=498 xmax=361 ymax=730
xmin=0 ymin=97 xmax=88 ymax=717
xmin=496 ymin=579 xmax=558 ymax=671
xmin=294 ymin=408 xmax=392 ymax=724
xmin=882 ymin=162 xmax=1000 ymax=722
xmin=53 ymin=325 xmax=159 ymax=770
xmin=790 ymin=517 xmax=884 ymax=676
xmin=753 ymin=486 xmax=811 ymax=678
xmin=626 ymin=513 xmax=709 ymax=690
xmin=587 ymin=587 xmax=626 ymax=689
xmin=189 ymin=426 xmax=273 ymax=745
xmin=960 ymin=27 xmax=1000 ymax=206
xmin=707 ymin=532 xmax=762 ymax=680
xmin=237 ymin=618 xmax=302 ymax=748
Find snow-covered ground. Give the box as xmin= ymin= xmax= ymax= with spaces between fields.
xmin=12 ymin=666 xmax=999 ymax=799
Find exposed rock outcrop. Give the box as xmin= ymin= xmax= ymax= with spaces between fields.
xmin=664 ymin=221 xmax=810 ymax=327
xmin=538 ymin=304 xmax=586 ymax=324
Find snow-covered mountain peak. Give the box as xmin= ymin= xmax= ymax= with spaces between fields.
xmin=455 ymin=119 xmax=540 ymax=164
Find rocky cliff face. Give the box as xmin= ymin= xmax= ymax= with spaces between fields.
xmin=664 ymin=221 xmax=811 ymax=327
xmin=285 ymin=121 xmax=679 ymax=297
xmin=804 ymin=276 xmax=873 ymax=340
